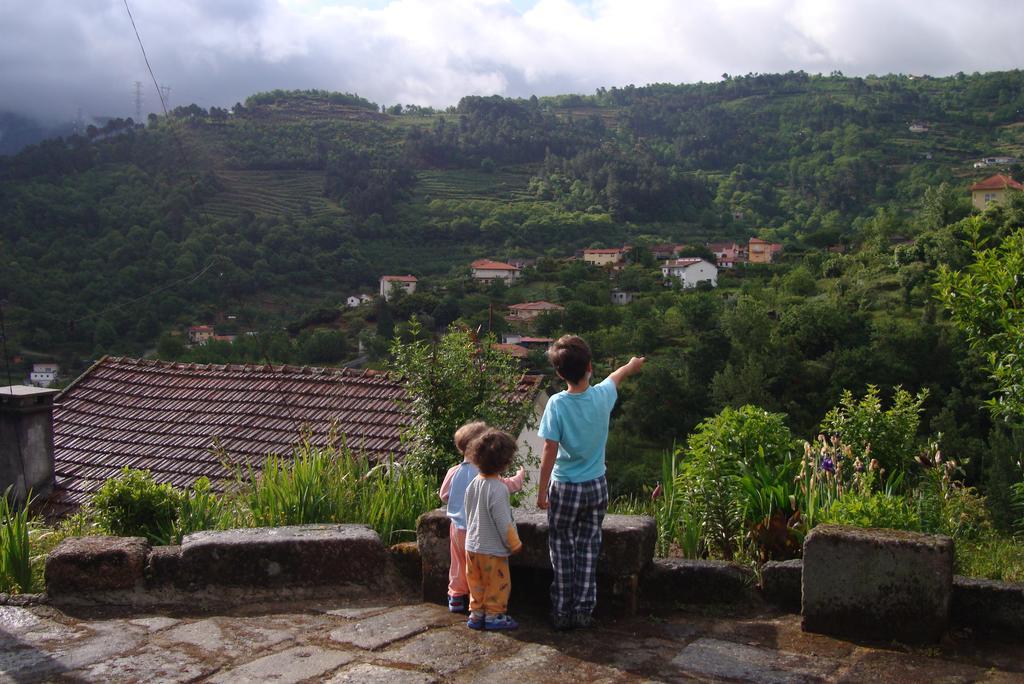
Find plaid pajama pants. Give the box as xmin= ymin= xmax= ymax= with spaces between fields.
xmin=547 ymin=475 xmax=608 ymax=619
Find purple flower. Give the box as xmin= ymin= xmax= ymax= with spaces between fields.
xmin=820 ymin=456 xmax=835 ymax=473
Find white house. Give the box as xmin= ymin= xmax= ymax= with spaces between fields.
xmin=379 ymin=275 xmax=417 ymax=301
xmin=661 ymin=258 xmax=718 ymax=289
xmin=29 ymin=363 xmax=59 ymax=387
xmin=471 ymin=259 xmax=520 ymax=283
xmin=346 ymin=294 xmax=373 ymax=308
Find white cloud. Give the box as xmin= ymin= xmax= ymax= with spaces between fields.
xmin=1 ymin=0 xmax=1023 ymax=121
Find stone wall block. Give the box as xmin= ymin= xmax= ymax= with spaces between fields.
xmin=951 ymin=576 xmax=1024 ymax=640
xmin=178 ymin=524 xmax=390 ymax=589
xmin=640 ymin=559 xmax=756 ymax=606
xmin=761 ymin=559 xmax=802 ymax=611
xmin=45 ymin=535 xmax=149 ymax=595
xmin=802 ymin=524 xmax=953 ymax=644
xmin=144 ymin=545 xmax=182 ymax=589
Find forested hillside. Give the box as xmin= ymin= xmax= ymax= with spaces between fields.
xmin=2 ymin=72 xmax=1024 ymax=508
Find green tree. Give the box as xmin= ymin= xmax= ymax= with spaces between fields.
xmin=389 ymin=321 xmax=535 ymax=481
xmin=937 ymin=226 xmax=1024 ymax=425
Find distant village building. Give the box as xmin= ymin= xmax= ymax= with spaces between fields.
xmin=188 ymin=325 xmax=215 ymax=345
xmin=471 ymin=259 xmax=520 ymax=284
xmin=379 ymin=275 xmax=417 ymax=301
xmin=908 ymin=122 xmax=929 ymax=133
xmin=748 ymin=238 xmax=783 ymax=264
xmin=973 ymin=157 xmax=1019 ymax=169
xmin=213 ymin=335 xmax=236 ymax=344
xmin=610 ymin=289 xmax=634 ymax=305
xmin=507 ymin=301 xmax=564 ymax=321
xmin=582 ymin=247 xmax=628 ymax=267
xmin=649 ymin=244 xmax=685 ymax=261
xmin=29 ymin=363 xmax=59 ymax=388
xmin=970 ymin=174 xmax=1023 ymax=210
xmin=661 ymin=258 xmax=718 ymax=288
xmin=346 ymin=294 xmax=373 ymax=308
xmin=707 ymin=241 xmax=747 ymax=268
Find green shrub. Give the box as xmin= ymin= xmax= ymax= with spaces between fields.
xmin=819 ymin=385 xmax=928 ymax=476
xmin=91 ymin=469 xmax=180 ymax=544
xmin=679 ymin=406 xmax=796 ymax=560
xmin=956 ymin=537 xmax=1024 ymax=583
xmin=822 ymin=491 xmax=920 ymax=531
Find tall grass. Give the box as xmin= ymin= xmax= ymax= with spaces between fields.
xmin=235 ymin=441 xmax=436 ymax=544
xmin=0 ymin=489 xmax=33 ymax=594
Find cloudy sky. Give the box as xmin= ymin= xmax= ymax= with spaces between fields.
xmin=2 ymin=0 xmax=1023 ymax=122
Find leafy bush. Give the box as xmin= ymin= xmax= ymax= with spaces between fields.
xmin=679 ymin=406 xmax=796 ymax=559
xmin=92 ymin=469 xmax=180 ymax=545
xmin=956 ymin=537 xmax=1024 ymax=583
xmin=819 ymin=385 xmax=928 ymax=476
xmin=823 ymin=491 xmax=920 ymax=531
xmin=915 ymin=458 xmax=993 ymax=541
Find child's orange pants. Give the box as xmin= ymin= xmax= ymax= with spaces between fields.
xmin=465 ymin=550 xmax=511 ymax=615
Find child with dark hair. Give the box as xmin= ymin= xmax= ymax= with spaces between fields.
xmin=463 ymin=428 xmax=523 ymax=630
xmin=537 ymin=335 xmax=645 ymax=630
xmin=439 ymin=421 xmax=524 ymax=614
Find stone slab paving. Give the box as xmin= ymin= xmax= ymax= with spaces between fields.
xmin=0 ymin=598 xmax=1021 ymax=682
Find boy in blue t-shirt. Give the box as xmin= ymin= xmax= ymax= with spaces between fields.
xmin=536 ymin=335 xmax=645 ymax=630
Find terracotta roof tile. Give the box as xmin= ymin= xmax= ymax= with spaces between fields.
xmin=50 ymin=356 xmax=540 ymax=509
xmin=970 ymin=174 xmax=1024 ymax=191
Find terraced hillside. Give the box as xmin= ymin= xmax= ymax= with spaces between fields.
xmin=202 ymin=169 xmax=343 ymax=220
xmin=412 ymin=167 xmax=538 ymax=203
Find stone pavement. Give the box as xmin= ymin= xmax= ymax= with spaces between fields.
xmin=1 ymin=597 xmax=1022 ymax=683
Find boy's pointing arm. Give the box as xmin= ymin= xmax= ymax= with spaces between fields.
xmin=608 ymin=356 xmax=646 ymax=387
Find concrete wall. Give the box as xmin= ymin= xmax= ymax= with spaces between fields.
xmin=0 ymin=386 xmax=58 ymax=504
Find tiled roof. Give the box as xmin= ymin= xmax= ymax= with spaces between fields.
xmin=51 ymin=357 xmax=540 ymax=508
xmin=663 ymin=258 xmax=706 ymax=268
xmin=380 ymin=274 xmax=418 ymax=282
xmin=970 ymin=174 xmax=1024 ymax=191
xmin=492 ymin=343 xmax=529 ymax=359
xmin=508 ymin=301 xmax=565 ymax=311
xmin=471 ymin=259 xmax=519 ymax=271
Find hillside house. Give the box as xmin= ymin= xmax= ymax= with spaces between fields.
xmin=973 ymin=157 xmax=1019 ymax=169
xmin=583 ymin=247 xmax=628 ymax=267
xmin=748 ymin=238 xmax=783 ymax=264
xmin=661 ymin=258 xmax=718 ymax=289
xmin=379 ymin=275 xmax=417 ymax=301
xmin=611 ymin=289 xmax=634 ymax=305
xmin=47 ymin=357 xmax=541 ymax=512
xmin=970 ymin=174 xmax=1023 ymax=210
xmin=29 ymin=363 xmax=59 ymax=388
xmin=649 ymin=244 xmax=686 ymax=260
xmin=491 ymin=343 xmax=529 ymax=360
xmin=346 ymin=294 xmax=373 ymax=308
xmin=188 ymin=325 xmax=214 ymax=345
xmin=707 ymin=241 xmax=746 ymax=268
xmin=507 ymin=301 xmax=565 ymax=321
xmin=471 ymin=260 xmax=520 ymax=283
